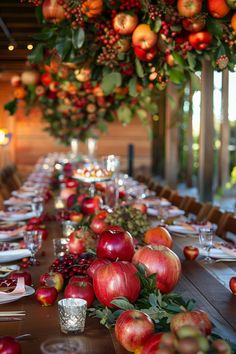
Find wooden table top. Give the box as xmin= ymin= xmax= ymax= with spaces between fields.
xmin=0 ymin=205 xmax=236 ymax=353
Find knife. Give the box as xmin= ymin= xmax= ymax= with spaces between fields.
xmin=0 ymin=317 xmax=23 ymax=322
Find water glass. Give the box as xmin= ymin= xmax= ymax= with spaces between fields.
xmin=58 ymin=298 xmax=87 ymax=334
xmin=32 ymin=198 xmax=44 ymax=217
xmin=23 ymin=230 xmax=43 ymax=265
xmin=104 ymin=180 xmax=119 ymax=211
xmin=61 ymin=220 xmax=77 ymax=237
xmin=102 ymin=155 xmax=120 ymax=178
xmin=199 ymin=228 xmax=214 ymax=263
xmin=40 ymin=337 xmax=81 ymax=354
xmin=53 ymin=238 xmax=68 ymax=257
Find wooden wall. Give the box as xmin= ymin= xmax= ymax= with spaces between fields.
xmin=0 ymin=74 xmax=152 ymax=178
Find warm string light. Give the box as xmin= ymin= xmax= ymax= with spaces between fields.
xmin=27 ymin=44 xmax=33 ymax=50
xmin=8 ymin=45 xmax=14 ymax=51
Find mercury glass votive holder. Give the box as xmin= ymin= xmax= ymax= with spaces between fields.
xmin=61 ymin=220 xmax=77 ymax=237
xmin=58 ymin=298 xmax=87 ymax=334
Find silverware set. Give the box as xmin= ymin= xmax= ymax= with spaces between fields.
xmin=0 ymin=310 xmax=26 ymax=322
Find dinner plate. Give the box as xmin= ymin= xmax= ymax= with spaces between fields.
xmin=0 ymin=249 xmax=32 ymax=263
xmin=0 ymin=211 xmax=36 ymax=222
xmin=0 ymin=285 xmax=35 ymax=304
xmin=168 ymin=225 xmax=198 ymax=235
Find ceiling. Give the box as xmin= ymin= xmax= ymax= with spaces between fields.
xmin=0 ymin=0 xmax=41 ymax=72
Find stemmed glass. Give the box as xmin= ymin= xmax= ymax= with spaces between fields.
xmin=32 ymin=197 xmax=44 ymax=217
xmin=23 ymin=230 xmax=42 ymax=265
xmin=199 ymin=228 xmax=214 ymax=263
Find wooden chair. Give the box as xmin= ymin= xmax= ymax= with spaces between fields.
xmin=179 ymin=196 xmax=196 ymax=212
xmin=169 ymin=193 xmax=185 ymax=208
xmin=159 ymin=186 xmax=172 ymax=199
xmin=216 ymin=213 xmax=235 ymax=239
xmin=186 ymin=200 xmax=202 ymax=216
xmin=154 ymin=184 xmax=164 ymax=196
xmin=196 ymin=203 xmax=214 ymax=222
xmin=0 ymin=164 xmax=22 ymax=192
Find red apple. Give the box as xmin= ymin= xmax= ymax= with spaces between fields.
xmin=68 ymin=228 xmax=96 ymax=255
xmin=140 ymin=333 xmax=163 ymax=354
xmin=87 ymin=258 xmax=111 ymax=278
xmin=131 ymin=203 xmax=147 ymax=214
xmin=90 ymin=217 xmax=108 ymax=234
xmin=183 ymin=245 xmax=199 ymax=260
xmin=69 ymin=212 xmax=84 ymax=223
xmin=115 ymin=310 xmax=155 ymax=352
xmin=132 ymin=24 xmax=158 ymax=50
xmin=113 ymin=13 xmax=138 ymax=35
xmin=8 ymin=270 xmax=32 ymax=286
xmin=170 ymin=310 xmax=212 ymax=335
xmin=207 ymin=0 xmax=230 ymax=18
xmin=189 ymin=31 xmax=212 ymax=50
xmin=64 ymin=281 xmax=95 ymax=307
xmin=177 ymin=0 xmax=203 ymax=17
xmin=69 ymin=275 xmax=92 ymax=284
xmin=132 ymin=245 xmax=181 ymax=293
xmin=35 ymin=286 xmax=58 ymax=306
xmin=11 ymin=75 xmax=21 ymax=87
xmin=182 ymin=16 xmax=206 ymax=32
xmin=96 ymin=228 xmax=134 ymax=261
xmin=134 ymin=46 xmax=157 ymax=62
xmin=41 ymin=72 xmax=53 ymax=86
xmin=81 ymin=196 xmax=101 ymax=215
xmin=39 ymin=272 xmax=64 ymax=292
xmin=77 ymin=193 xmax=88 ymax=206
xmin=0 ymin=336 xmax=21 ymax=354
xmin=144 ymin=226 xmax=173 ymax=248
xmin=229 ymin=277 xmax=236 ymax=295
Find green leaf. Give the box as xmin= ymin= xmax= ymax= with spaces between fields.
xmin=72 ymin=28 xmax=85 ymax=49
xmin=101 ymin=72 xmax=122 ymax=95
xmin=207 ymin=18 xmax=223 ymax=36
xmin=186 ymin=52 xmax=196 ymax=71
xmin=28 ymin=43 xmax=44 ymax=64
xmin=169 ymin=68 xmax=185 ymax=85
xmin=117 ymin=105 xmax=133 ymax=125
xmin=128 ymin=77 xmax=138 ymax=97
xmin=56 ymin=37 xmax=72 ymax=61
xmin=189 ymin=73 xmax=201 ymax=91
xmin=135 ymin=57 xmax=144 ymax=78
xmin=136 ymin=108 xmax=148 ymax=124
xmin=153 ymin=18 xmax=162 ymax=33
xmin=4 ymin=99 xmax=18 ymax=115
xmin=148 ymin=293 xmax=158 ymax=307
xmin=172 ymin=52 xmax=185 ymax=67
xmin=32 ymin=29 xmax=55 ymax=41
xmin=111 ymin=297 xmax=135 ymax=310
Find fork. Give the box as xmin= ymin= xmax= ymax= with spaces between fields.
xmin=214 ymin=258 xmax=236 ymax=263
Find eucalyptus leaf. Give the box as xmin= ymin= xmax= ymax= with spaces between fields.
xmin=72 ymin=28 xmax=85 ymax=49
xmin=128 ymin=77 xmax=138 ymax=97
xmin=117 ymin=105 xmax=133 ymax=125
xmin=135 ymin=57 xmax=144 ymax=78
xmin=101 ymin=72 xmax=122 ymax=95
xmin=169 ymin=68 xmax=185 ymax=85
xmin=186 ymin=52 xmax=196 ymax=71
xmin=28 ymin=43 xmax=44 ymax=64
xmin=111 ymin=297 xmax=135 ymax=310
xmin=4 ymin=99 xmax=17 ymax=115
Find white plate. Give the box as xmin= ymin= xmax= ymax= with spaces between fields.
xmin=168 ymin=225 xmax=198 ymax=235
xmin=0 ymin=264 xmax=20 ymax=278
xmin=12 ymin=191 xmax=37 ymax=199
xmin=0 ymin=249 xmax=32 ymax=263
xmin=0 ymin=211 xmax=36 ymax=221
xmin=0 ymin=286 xmax=35 ymax=304
xmin=199 ymin=247 xmax=236 ymax=259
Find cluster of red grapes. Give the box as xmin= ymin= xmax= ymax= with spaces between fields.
xmin=49 ymin=252 xmax=95 ymax=281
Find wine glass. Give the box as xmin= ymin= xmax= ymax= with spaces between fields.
xmin=199 ymin=228 xmax=214 ymax=263
xmin=23 ymin=230 xmax=43 ymax=265
xmin=32 ymin=198 xmax=44 ymax=217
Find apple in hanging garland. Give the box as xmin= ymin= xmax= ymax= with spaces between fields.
xmin=229 ymin=277 xmax=236 ymax=294
xmin=132 ymin=24 xmax=158 ymax=50
xmin=182 ymin=16 xmax=206 ymax=33
xmin=177 ymin=0 xmax=203 ymax=17
xmin=115 ymin=310 xmax=155 ymax=352
xmin=35 ymin=286 xmax=58 ymax=306
xmin=0 ymin=336 xmax=21 ymax=354
xmin=11 ymin=75 xmax=21 ymax=87
xmin=8 ymin=270 xmax=32 ymax=286
xmin=39 ymin=272 xmax=64 ymax=292
xmin=96 ymin=228 xmax=134 ymax=261
xmin=113 ymin=13 xmax=138 ymax=35
xmin=170 ymin=310 xmax=212 ymax=335
xmin=64 ymin=281 xmax=95 ymax=307
xmin=207 ymin=0 xmax=230 ymax=18
xmin=134 ymin=46 xmax=157 ymax=62
xmin=41 ymin=72 xmax=53 ymax=86
xmin=21 ymin=70 xmax=40 ymax=86
xmin=42 ymin=0 xmax=65 ymax=23
xmin=183 ymin=245 xmax=199 ymax=260
xmin=116 ymin=38 xmax=131 ymax=53
xmin=189 ymin=31 xmax=212 ymax=50
xmin=166 ymin=53 xmax=175 ymax=67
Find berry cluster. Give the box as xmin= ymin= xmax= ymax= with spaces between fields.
xmin=119 ymin=0 xmax=142 ymax=11
xmin=97 ymin=23 xmax=120 ymax=48
xmin=20 ymin=0 xmax=42 ymax=5
xmin=97 ymin=47 xmax=118 ymax=68
xmin=57 ymin=0 xmax=84 ymax=28
xmin=49 ymin=252 xmax=95 ymax=281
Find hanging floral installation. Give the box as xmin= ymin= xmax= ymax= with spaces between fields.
xmin=18 ymin=0 xmax=236 ymax=94
xmin=5 ymin=57 xmax=158 ymax=144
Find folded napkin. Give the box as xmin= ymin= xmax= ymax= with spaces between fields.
xmin=0 ymin=249 xmax=32 ymax=263
xmin=0 ymin=210 xmax=37 ymax=221
xmin=214 ymin=242 xmax=236 ymax=257
xmin=199 ymin=247 xmax=236 ymax=259
xmin=4 ymin=197 xmax=32 ymax=206
xmin=144 ymin=198 xmax=171 ymax=207
xmin=0 ymin=225 xmax=26 ymax=241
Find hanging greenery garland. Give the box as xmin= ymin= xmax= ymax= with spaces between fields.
xmin=19 ymin=0 xmax=236 ymax=93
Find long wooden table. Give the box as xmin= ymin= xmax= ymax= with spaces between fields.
xmin=1 ymin=207 xmax=236 ymax=353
